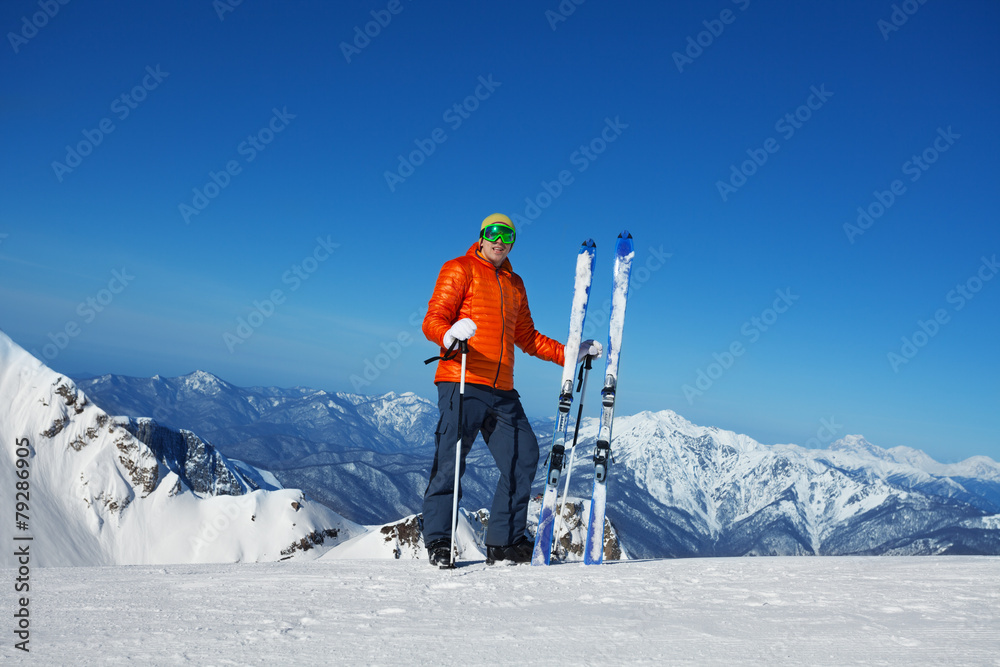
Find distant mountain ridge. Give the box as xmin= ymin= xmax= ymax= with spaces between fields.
xmin=590 ymin=410 xmax=1000 ymax=557
xmin=77 ymin=370 xmax=438 ymax=457
xmin=75 ymin=370 xmax=1000 ymax=558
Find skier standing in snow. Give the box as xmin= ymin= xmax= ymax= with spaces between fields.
xmin=422 ymin=213 xmax=601 ymax=567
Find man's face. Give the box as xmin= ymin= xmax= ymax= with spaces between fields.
xmin=480 ymin=236 xmax=512 ymax=267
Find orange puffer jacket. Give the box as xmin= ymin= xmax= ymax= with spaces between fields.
xmin=423 ymin=242 xmax=565 ymax=390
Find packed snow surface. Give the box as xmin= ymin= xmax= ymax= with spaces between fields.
xmin=3 ymin=556 xmax=997 ymax=665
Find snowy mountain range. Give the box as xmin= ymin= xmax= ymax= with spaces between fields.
xmin=585 ymin=410 xmax=1000 ymax=557
xmin=7 ymin=324 xmax=1000 ymax=566
xmin=73 ymin=364 xmax=1000 ymax=559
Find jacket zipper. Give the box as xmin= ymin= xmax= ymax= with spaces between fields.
xmin=492 ymin=266 xmax=506 ymax=389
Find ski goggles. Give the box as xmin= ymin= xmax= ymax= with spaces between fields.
xmin=481 ymin=223 xmax=516 ymax=244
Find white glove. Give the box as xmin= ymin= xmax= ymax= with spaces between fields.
xmin=576 ymin=339 xmax=603 ymax=363
xmin=443 ymin=318 xmax=477 ymax=349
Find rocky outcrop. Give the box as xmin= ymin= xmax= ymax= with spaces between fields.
xmin=120 ymin=418 xmax=248 ymax=496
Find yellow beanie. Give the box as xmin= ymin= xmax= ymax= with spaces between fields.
xmin=480 ymin=213 xmax=514 ymax=232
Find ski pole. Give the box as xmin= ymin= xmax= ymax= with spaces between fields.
xmin=555 ymin=354 xmax=593 ymax=553
xmin=449 ymin=339 xmax=469 ymax=568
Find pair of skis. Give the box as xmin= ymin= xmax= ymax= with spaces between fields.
xmin=531 ymin=231 xmax=634 ymax=566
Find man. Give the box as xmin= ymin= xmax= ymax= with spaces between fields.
xmin=421 ymin=213 xmax=600 ymax=567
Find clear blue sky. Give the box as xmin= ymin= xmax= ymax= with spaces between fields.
xmin=2 ymin=0 xmax=998 ymax=463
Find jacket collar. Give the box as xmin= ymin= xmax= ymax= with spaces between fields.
xmin=467 ymin=241 xmax=513 ymax=273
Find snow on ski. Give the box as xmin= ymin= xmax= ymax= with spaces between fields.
xmin=532 ymin=238 xmax=596 ymax=566
xmin=584 ymin=230 xmax=634 ymax=565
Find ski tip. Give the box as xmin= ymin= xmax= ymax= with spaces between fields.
xmin=581 ymin=238 xmax=596 ymax=249
xmin=616 ymin=232 xmax=634 ymax=256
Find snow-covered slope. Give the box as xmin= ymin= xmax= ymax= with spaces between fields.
xmin=3 ymin=556 xmax=997 ymax=665
xmin=0 ymin=330 xmax=363 ymax=567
